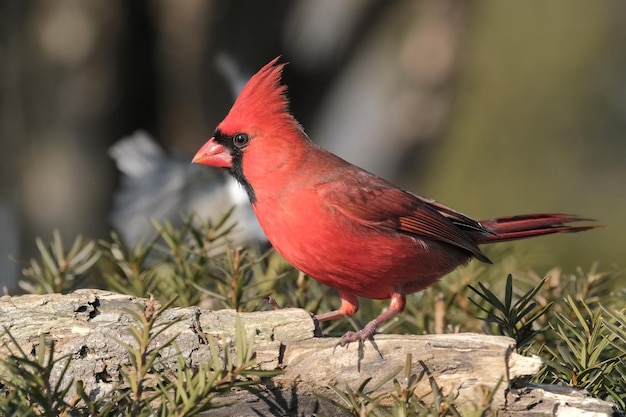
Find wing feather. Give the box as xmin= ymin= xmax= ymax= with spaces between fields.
xmin=316 ymin=171 xmax=490 ymax=262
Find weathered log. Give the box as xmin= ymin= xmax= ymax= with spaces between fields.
xmin=0 ymin=289 xmax=616 ymax=416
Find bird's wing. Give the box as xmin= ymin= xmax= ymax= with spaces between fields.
xmin=316 ymin=171 xmax=490 ymax=262
xmin=410 ymin=193 xmax=495 ymax=235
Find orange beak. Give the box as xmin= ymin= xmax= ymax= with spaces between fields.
xmin=192 ymin=138 xmax=232 ymax=168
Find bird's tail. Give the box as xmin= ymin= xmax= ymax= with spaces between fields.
xmin=476 ymin=214 xmax=599 ymax=244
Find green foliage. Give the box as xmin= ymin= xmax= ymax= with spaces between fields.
xmin=115 ymin=296 xmax=182 ymax=415
xmin=99 ymin=231 xmax=161 ymax=298
xmin=102 ymin=210 xmax=259 ymax=308
xmin=535 ymin=297 xmax=626 ymax=408
xmin=467 ymin=267 xmax=626 ymax=408
xmin=602 ymin=308 xmax=626 ymax=406
xmin=19 ymin=229 xmax=101 ymax=294
xmin=468 ymin=274 xmax=551 ymax=353
xmin=0 ymin=332 xmax=76 ymax=416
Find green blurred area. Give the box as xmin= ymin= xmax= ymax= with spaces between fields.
xmin=420 ymin=1 xmax=626 ymax=272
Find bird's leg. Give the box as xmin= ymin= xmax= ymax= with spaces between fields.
xmin=337 ymin=292 xmax=406 ymax=347
xmin=315 ymin=292 xmax=359 ymax=322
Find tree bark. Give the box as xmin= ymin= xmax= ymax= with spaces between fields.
xmin=0 ymin=289 xmax=616 ymax=416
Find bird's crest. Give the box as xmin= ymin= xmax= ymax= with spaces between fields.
xmin=218 ymin=57 xmax=298 ymax=135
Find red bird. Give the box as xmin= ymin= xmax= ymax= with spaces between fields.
xmin=192 ymin=57 xmax=596 ymax=346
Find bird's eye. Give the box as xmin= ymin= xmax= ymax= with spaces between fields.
xmin=233 ymin=133 xmax=250 ymax=148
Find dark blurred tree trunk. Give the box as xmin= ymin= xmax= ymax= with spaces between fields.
xmin=0 ymin=1 xmax=161 ymax=290
xmin=150 ymin=0 xmax=213 ymax=152
xmin=11 ymin=1 xmax=122 ymax=289
xmin=0 ymin=1 xmax=30 ymax=289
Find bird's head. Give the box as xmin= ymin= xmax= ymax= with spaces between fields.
xmin=192 ymin=57 xmax=306 ymax=202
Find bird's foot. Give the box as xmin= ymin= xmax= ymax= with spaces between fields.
xmin=337 ymin=319 xmax=379 ymax=347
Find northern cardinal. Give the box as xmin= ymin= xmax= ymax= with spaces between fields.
xmin=192 ymin=57 xmax=596 ymax=346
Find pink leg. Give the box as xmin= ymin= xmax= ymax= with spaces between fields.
xmin=337 ymin=292 xmax=406 ymax=347
xmin=315 ymin=292 xmax=359 ymax=322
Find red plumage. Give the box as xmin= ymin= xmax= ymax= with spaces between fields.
xmin=192 ymin=58 xmax=597 ymax=346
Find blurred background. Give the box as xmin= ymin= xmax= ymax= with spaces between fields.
xmin=0 ymin=0 xmax=624 ymax=291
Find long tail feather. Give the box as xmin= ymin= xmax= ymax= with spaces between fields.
xmin=476 ymin=214 xmax=599 ymax=244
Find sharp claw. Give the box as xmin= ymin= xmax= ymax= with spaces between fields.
xmin=335 ymin=319 xmax=380 ymax=348
xmin=337 ymin=331 xmax=361 ymax=347
xmin=333 ymin=331 xmax=359 ymax=352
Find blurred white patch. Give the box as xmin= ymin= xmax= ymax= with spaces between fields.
xmin=109 ymin=131 xmax=265 ymax=247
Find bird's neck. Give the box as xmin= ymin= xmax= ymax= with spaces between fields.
xmin=232 ymin=130 xmax=309 ymax=203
